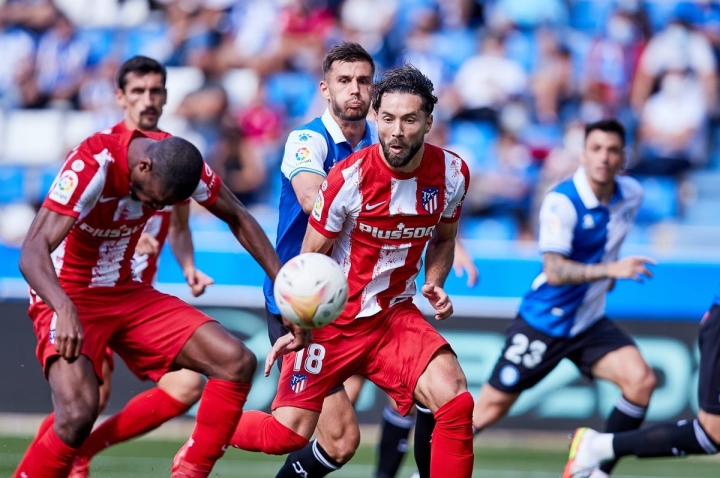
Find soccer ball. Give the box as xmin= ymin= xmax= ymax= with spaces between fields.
xmin=274 ymin=252 xmax=349 ymax=329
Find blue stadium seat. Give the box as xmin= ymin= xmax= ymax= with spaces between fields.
xmin=634 ymin=176 xmax=678 ymax=224
xmin=569 ymin=0 xmax=613 ymax=34
xmin=76 ymin=28 xmax=115 ymax=67
xmin=265 ymin=72 xmax=317 ymax=120
xmin=459 ymin=215 xmax=519 ymax=242
xmin=0 ymin=166 xmax=26 ymax=204
xmin=448 ymin=121 xmax=498 ymax=170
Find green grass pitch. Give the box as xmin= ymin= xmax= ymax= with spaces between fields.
xmin=1 ymin=435 xmax=719 ymax=477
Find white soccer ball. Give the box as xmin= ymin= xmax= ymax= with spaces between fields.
xmin=274 ymin=252 xmax=349 ymax=329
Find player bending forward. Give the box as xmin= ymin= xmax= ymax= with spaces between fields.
xmin=15 ymin=130 xmax=306 ymax=478
xmin=219 ymin=64 xmax=475 ymax=477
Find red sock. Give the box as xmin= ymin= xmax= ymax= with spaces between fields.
xmin=228 ymin=410 xmax=308 ymax=455
xmin=17 ymin=413 xmax=56 ymax=467
xmin=430 ymin=392 xmax=474 ymax=478
xmin=77 ymin=387 xmax=190 ymax=458
xmin=180 ymin=379 xmax=250 ymax=473
xmin=14 ymin=426 xmax=76 ymax=478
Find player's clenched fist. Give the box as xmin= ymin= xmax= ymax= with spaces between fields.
xmin=422 ymin=283 xmax=454 ymax=321
xmin=54 ymin=303 xmax=84 ymax=361
xmin=608 ymin=256 xmax=656 ymax=281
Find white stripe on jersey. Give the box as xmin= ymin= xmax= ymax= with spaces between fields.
xmin=441 ymin=150 xmax=466 ymax=219
xmin=90 ymin=236 xmax=131 ymax=287
xmin=76 ymin=149 xmax=114 ymax=221
xmin=325 ymin=160 xmax=363 ymax=234
xmin=359 ymin=242 xmax=411 ymax=317
xmin=50 ymin=239 xmax=67 ymax=277
xmin=389 ymin=177 xmax=418 ymax=215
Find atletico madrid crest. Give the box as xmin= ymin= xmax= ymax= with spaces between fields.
xmin=421 ymin=188 xmax=439 ymax=214
xmin=290 ymin=373 xmax=308 ymax=393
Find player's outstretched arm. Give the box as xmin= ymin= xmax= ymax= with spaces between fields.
xmin=204 ymin=183 xmax=282 ymax=281
xmin=543 ymin=252 xmax=656 ymax=286
xmin=300 ymin=223 xmax=335 ymax=255
xmin=453 ymin=239 xmax=479 ymax=287
xmin=168 ymin=202 xmax=213 ymax=297
xmin=20 ymin=208 xmax=84 ymax=361
xmin=423 ymin=221 xmax=458 ymax=320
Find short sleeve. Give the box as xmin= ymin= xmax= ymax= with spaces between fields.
xmin=538 ymin=192 xmax=577 ymax=256
xmin=308 ymin=163 xmax=353 ymax=238
xmin=191 ymin=162 xmax=223 ymax=206
xmin=280 ymin=129 xmax=329 ymax=181
xmin=42 ymin=142 xmax=110 ymax=218
xmin=441 ymin=155 xmax=470 ymax=223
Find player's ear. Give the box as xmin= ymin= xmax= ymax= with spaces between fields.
xmin=425 ymin=114 xmax=433 ymax=135
xmin=116 ymin=88 xmax=126 ymax=107
xmin=138 ymin=157 xmax=153 ymax=173
xmin=319 ymin=79 xmax=331 ymax=100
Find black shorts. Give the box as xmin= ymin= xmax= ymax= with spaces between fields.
xmin=487 ymin=314 xmax=636 ymax=394
xmin=265 ymin=306 xmax=344 ymax=396
xmin=698 ymin=304 xmax=720 ymax=414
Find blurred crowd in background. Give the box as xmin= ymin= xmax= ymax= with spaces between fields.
xmin=1 ymin=0 xmax=720 ymax=249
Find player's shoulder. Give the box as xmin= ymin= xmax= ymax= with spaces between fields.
xmin=287 ymin=117 xmax=329 ymax=142
xmin=616 ymin=174 xmax=643 ymax=201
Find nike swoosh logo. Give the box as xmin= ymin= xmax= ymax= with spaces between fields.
xmin=98 ymin=196 xmax=115 ymax=203
xmin=365 ymin=201 xmax=387 ymax=211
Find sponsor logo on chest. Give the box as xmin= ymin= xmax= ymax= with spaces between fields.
xmin=79 ymin=222 xmax=145 ymax=238
xmin=359 ymin=222 xmax=436 ymax=240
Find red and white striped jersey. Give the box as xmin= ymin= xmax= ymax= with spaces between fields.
xmin=309 ymin=143 xmax=470 ymax=324
xmin=41 ymin=129 xmax=221 ymax=289
xmin=102 ymin=121 xmax=187 ymax=285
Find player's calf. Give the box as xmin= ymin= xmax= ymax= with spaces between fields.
xmin=472 ymin=383 xmax=518 ymax=432
xmin=48 ymin=357 xmax=100 ymax=447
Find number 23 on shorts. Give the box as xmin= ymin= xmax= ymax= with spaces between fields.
xmin=504 ymin=333 xmax=547 ymax=369
xmin=293 ymin=344 xmax=326 ymax=374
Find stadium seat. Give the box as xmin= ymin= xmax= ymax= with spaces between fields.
xmin=448 ymin=120 xmax=498 ymax=170
xmin=0 ymin=165 xmax=25 ymax=204
xmin=686 ymin=170 xmax=720 ymax=200
xmin=265 ymin=72 xmax=317 ymax=120
xmin=460 ymin=215 xmax=519 ymax=242
xmin=0 ymin=110 xmax=65 ymax=165
xmin=634 ymin=176 xmax=678 ymax=224
xmin=64 ymin=111 xmax=102 ymax=152
xmin=569 ymin=0 xmax=613 ymax=34
xmin=682 ymin=198 xmax=720 ymax=226
xmin=222 ymin=69 xmax=260 ymax=111
xmin=164 ymin=66 xmax=205 ymax=115
xmin=76 ymin=28 xmax=115 ymax=67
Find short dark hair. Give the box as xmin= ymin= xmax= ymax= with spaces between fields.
xmin=585 ymin=118 xmax=626 ymax=147
xmin=322 ymin=42 xmax=375 ymax=78
xmin=371 ymin=64 xmax=438 ymax=115
xmin=148 ymin=137 xmax=203 ymax=200
xmin=116 ymin=56 xmax=166 ymax=91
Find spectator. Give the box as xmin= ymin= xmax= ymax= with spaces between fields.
xmin=633 ymin=69 xmax=708 ymax=176
xmin=531 ymin=29 xmax=576 ymax=123
xmin=0 ymin=22 xmax=35 ymax=108
xmin=35 ymin=11 xmax=89 ymax=108
xmin=452 ymin=32 xmax=528 ymax=125
xmin=176 ymin=84 xmax=267 ymax=205
xmin=631 ymin=16 xmax=717 ymax=114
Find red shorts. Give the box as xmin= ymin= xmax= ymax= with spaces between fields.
xmin=105 ymin=347 xmax=115 ymax=372
xmin=28 ymin=282 xmax=214 ymax=383
xmin=272 ymin=301 xmax=449 ymax=416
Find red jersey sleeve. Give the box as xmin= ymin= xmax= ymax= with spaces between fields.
xmin=440 ymin=154 xmax=470 ymax=223
xmin=191 ymin=162 xmax=223 ymax=207
xmin=308 ymin=162 xmax=351 ymax=239
xmin=42 ymin=140 xmax=111 ymax=218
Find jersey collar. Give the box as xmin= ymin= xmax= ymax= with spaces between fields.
xmin=321 ymin=108 xmax=373 ymax=149
xmin=573 ymin=166 xmax=623 ymax=209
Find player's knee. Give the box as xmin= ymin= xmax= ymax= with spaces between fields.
xmin=620 ymin=364 xmax=656 ymax=402
xmin=55 ymin=403 xmax=98 ymax=447
xmin=159 ymin=370 xmax=205 ymax=405
xmin=324 ymin=423 xmax=360 ymax=463
xmin=210 ymin=340 xmax=257 ymax=382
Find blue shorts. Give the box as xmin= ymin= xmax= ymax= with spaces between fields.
xmin=699 ymin=304 xmax=720 ymax=414
xmin=488 ymin=315 xmax=636 ymax=394
xmin=265 ymin=305 xmax=344 ymax=396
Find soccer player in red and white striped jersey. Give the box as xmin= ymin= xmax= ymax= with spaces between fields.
xmin=229 ymin=65 xmax=475 ymax=477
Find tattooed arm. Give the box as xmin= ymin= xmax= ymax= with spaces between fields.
xmin=543 ymin=252 xmax=656 ymax=286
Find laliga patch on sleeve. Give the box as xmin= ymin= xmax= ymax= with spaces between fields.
xmin=49 ymin=170 xmax=79 ymax=205
xmin=312 ymin=190 xmax=324 ymax=221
